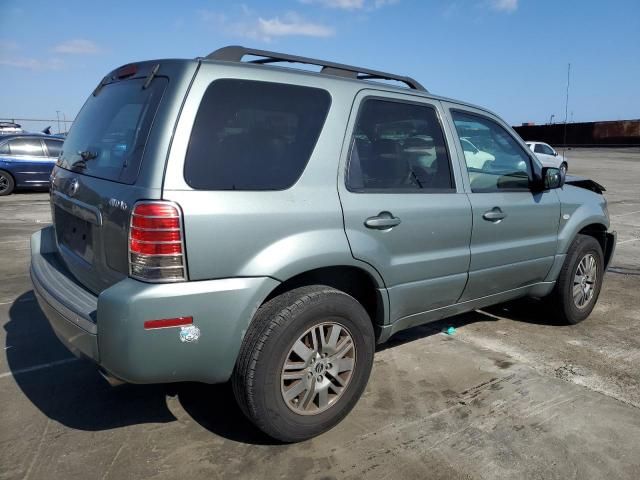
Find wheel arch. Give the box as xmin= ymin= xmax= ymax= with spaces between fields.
xmin=263 ymin=265 xmax=389 ymax=339
xmin=577 ymin=223 xmax=615 ymax=269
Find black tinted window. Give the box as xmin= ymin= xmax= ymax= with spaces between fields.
xmin=184 ymin=80 xmax=331 ymax=191
xmin=58 ymin=77 xmax=167 ymax=184
xmin=347 ymin=99 xmax=454 ymax=192
xmin=451 ymin=111 xmax=532 ymax=192
xmin=44 ymin=139 xmax=63 ymax=158
xmin=9 ymin=138 xmax=45 ymax=157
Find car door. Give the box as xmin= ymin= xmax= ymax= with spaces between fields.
xmin=445 ymin=105 xmax=560 ymax=301
xmin=533 ymin=143 xmax=559 ymax=168
xmin=5 ymin=137 xmax=49 ymax=185
xmin=338 ymin=91 xmax=472 ymax=322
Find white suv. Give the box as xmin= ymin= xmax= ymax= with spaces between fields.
xmin=527 ymin=141 xmax=568 ymax=175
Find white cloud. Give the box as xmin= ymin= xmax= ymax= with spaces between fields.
xmin=0 ymin=57 xmax=63 ymax=70
xmin=199 ymin=9 xmax=334 ymax=41
xmin=301 ymin=0 xmax=364 ymax=9
xmin=300 ymin=0 xmax=398 ymax=9
xmin=52 ymin=39 xmax=100 ymax=54
xmin=257 ymin=14 xmax=334 ymax=39
xmin=0 ymin=40 xmax=19 ymax=52
xmin=490 ymin=0 xmax=518 ymax=13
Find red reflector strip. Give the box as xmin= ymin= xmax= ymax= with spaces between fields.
xmin=144 ymin=316 xmax=193 ymax=329
xmin=130 ymin=239 xmax=182 ymax=255
xmin=132 ymin=215 xmax=180 ymax=229
xmin=130 ymin=228 xmax=181 ymax=242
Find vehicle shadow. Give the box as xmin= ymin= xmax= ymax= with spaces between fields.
xmin=5 ymin=290 xmax=566 ymax=445
xmin=4 ymin=290 xmax=277 ymax=445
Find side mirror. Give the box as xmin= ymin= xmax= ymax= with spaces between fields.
xmin=553 ymin=151 xmax=558 ymax=157
xmin=542 ymin=166 xmax=564 ymax=189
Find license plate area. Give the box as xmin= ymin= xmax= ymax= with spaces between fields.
xmin=55 ymin=207 xmax=94 ymax=263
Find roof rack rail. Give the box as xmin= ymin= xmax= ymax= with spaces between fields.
xmin=205 ymin=45 xmax=427 ymax=92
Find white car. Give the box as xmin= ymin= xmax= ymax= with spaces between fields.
xmin=460 ymin=137 xmax=495 ymax=169
xmin=527 ymin=141 xmax=568 ymax=175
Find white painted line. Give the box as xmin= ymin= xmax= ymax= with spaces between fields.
xmin=0 ymin=298 xmax=34 ymax=306
xmin=0 ymin=358 xmax=79 ymax=379
xmin=617 ymin=238 xmax=640 ymax=245
xmin=612 ymin=210 xmax=640 ymax=218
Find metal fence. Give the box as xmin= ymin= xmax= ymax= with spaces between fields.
xmin=1 ymin=117 xmax=75 ymax=136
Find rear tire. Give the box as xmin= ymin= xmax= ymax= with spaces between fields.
xmin=0 ymin=170 xmax=15 ymax=196
xmin=547 ymin=234 xmax=604 ymax=324
xmin=232 ymin=285 xmax=375 ymax=442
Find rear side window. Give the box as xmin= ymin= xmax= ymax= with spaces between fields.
xmin=8 ymin=138 xmax=45 ymax=157
xmin=57 ymin=77 xmax=167 ymax=184
xmin=44 ymin=139 xmax=63 ymax=158
xmin=346 ymin=99 xmax=454 ymax=192
xmin=184 ymin=80 xmax=331 ymax=191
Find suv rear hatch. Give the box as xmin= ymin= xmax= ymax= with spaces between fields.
xmin=50 ymin=60 xmax=198 ymax=294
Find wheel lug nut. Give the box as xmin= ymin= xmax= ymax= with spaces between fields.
xmin=317 ymin=376 xmax=323 ymax=382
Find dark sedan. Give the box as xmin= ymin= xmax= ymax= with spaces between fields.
xmin=0 ymin=134 xmax=63 ymax=195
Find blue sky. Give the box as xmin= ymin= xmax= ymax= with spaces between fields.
xmin=1 ymin=0 xmax=638 ymax=132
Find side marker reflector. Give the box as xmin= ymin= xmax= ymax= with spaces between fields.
xmin=144 ymin=316 xmax=193 ymax=330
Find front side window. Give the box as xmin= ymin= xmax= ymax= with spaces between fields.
xmin=346 ymin=99 xmax=454 ymax=192
xmin=184 ymin=80 xmax=331 ymax=191
xmin=8 ymin=138 xmax=45 ymax=157
xmin=451 ymin=110 xmax=532 ymax=192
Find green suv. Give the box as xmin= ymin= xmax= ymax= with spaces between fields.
xmin=30 ymin=46 xmax=615 ymax=442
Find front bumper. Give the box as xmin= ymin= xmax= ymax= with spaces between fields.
xmin=30 ymin=226 xmax=279 ymax=384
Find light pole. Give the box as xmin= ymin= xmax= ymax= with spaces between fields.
xmin=56 ymin=110 xmax=61 ymax=134
xmin=549 ymin=114 xmax=555 ymax=125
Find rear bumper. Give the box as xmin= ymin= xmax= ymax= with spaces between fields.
xmin=31 ymin=226 xmax=279 ymax=384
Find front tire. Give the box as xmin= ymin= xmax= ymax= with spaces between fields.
xmin=548 ymin=234 xmax=604 ymax=324
xmin=560 ymin=162 xmax=568 ymax=176
xmin=232 ymin=285 xmax=375 ymax=442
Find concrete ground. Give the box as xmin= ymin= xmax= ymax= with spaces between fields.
xmin=1 ymin=148 xmax=639 ymax=480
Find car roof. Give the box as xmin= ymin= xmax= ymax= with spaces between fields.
xmin=155 ymin=45 xmax=497 ymax=118
xmin=0 ymin=133 xmax=63 ymax=142
xmin=198 ymin=56 xmax=498 ymax=116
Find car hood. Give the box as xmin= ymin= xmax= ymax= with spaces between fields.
xmin=564 ymin=174 xmax=606 ymax=194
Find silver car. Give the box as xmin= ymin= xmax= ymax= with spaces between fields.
xmin=31 ymin=46 xmax=615 ymax=442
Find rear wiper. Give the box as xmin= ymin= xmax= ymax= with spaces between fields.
xmin=142 ymin=64 xmax=160 ymax=89
xmin=71 ymin=150 xmax=98 ymax=169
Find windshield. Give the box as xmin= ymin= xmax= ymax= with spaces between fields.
xmin=58 ymin=77 xmax=167 ymax=184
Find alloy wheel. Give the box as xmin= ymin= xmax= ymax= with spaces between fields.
xmin=281 ymin=322 xmax=356 ymax=415
xmin=573 ymin=253 xmax=597 ymax=309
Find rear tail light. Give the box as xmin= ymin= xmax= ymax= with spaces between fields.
xmin=129 ymin=201 xmax=187 ymax=282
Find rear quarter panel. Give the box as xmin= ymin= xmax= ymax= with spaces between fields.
xmin=162 ymin=62 xmax=385 ymax=288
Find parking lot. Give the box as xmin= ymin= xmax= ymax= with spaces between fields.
xmin=1 ymin=148 xmax=639 ymax=480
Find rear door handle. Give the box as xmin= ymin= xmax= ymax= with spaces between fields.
xmin=364 ymin=211 xmax=401 ymax=230
xmin=483 ymin=207 xmax=507 ymax=222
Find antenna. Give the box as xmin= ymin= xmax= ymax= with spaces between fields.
xmin=563 ymin=63 xmax=571 ymax=147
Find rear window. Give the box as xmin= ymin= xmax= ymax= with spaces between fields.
xmin=184 ymin=79 xmax=331 ymax=190
xmin=44 ymin=139 xmax=63 ymax=158
xmin=57 ymin=77 xmax=167 ymax=184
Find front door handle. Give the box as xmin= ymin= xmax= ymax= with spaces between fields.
xmin=364 ymin=211 xmax=401 ymax=230
xmin=483 ymin=207 xmax=507 ymax=222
